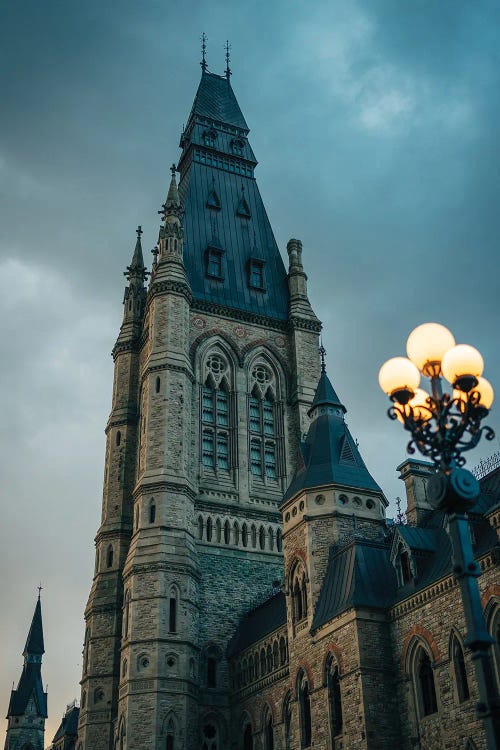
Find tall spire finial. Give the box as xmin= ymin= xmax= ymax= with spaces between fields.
xmin=319 ymin=340 xmax=327 ymax=373
xmin=136 ymin=225 xmax=143 ymax=239
xmin=37 ymin=583 xmax=43 ymax=600
xmin=225 ymin=40 xmax=231 ymax=80
xmin=201 ymin=32 xmax=207 ymax=73
xmin=170 ymin=163 xmax=176 ymax=179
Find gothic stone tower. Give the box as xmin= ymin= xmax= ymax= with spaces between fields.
xmin=78 ymin=67 xmax=322 ymax=749
xmin=4 ymin=595 xmax=47 ymax=750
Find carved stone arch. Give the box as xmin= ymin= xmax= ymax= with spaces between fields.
xmin=448 ymin=626 xmax=466 ymax=659
xmin=260 ymin=697 xmax=277 ymax=729
xmin=191 ymin=330 xmax=242 ymax=373
xmin=245 ymin=347 xmax=286 ymax=400
xmin=401 ymin=625 xmax=441 ymax=671
xmin=322 ymin=643 xmax=344 ymax=681
xmin=161 ymin=709 xmax=179 ymax=736
xmin=285 ymin=549 xmax=308 ymax=581
xmin=241 ymin=341 xmax=290 ymax=387
xmin=294 ymin=662 xmax=315 ymax=696
xmin=199 ymin=708 xmax=228 ymax=744
xmin=281 ymin=689 xmax=292 ymax=722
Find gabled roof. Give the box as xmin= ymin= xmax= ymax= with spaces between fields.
xmin=226 ymin=592 xmax=286 ymax=658
xmin=7 ymin=663 xmax=47 ymax=718
xmin=312 ymin=539 xmax=398 ymax=630
xmin=189 ymin=72 xmax=248 ymax=130
xmin=283 ymin=371 xmax=382 ymax=502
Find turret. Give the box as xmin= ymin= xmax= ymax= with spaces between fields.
xmin=4 ymin=593 xmax=47 ymax=750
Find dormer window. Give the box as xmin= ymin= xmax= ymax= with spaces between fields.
xmin=205 ymin=245 xmax=225 ymax=281
xmin=231 ymin=138 xmax=245 ymax=156
xmin=396 ymin=542 xmax=413 ymax=586
xmin=203 ymin=129 xmax=217 ymax=148
xmin=248 ymin=259 xmax=265 ymax=290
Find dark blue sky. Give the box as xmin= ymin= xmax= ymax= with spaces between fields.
xmin=1 ymin=1 xmax=499 ymax=740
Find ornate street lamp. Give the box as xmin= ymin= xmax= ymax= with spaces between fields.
xmin=379 ymin=322 xmax=500 ymax=748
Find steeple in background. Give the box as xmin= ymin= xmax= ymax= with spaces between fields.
xmin=4 ymin=594 xmax=47 ymax=750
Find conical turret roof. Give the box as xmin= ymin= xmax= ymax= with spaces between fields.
xmin=283 ymin=370 xmax=381 ymax=503
xmin=23 ymin=596 xmax=44 ymax=657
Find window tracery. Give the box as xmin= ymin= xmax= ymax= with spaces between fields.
xmin=248 ymin=360 xmax=284 ymax=481
xmin=291 ymin=563 xmax=308 ymax=622
xmin=201 ymin=352 xmax=234 ymax=473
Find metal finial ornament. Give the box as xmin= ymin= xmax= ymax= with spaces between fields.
xmin=37 ymin=583 xmax=43 ymax=600
xmin=319 ymin=342 xmax=327 ymax=373
xmin=136 ymin=225 xmax=143 ymax=239
xmin=201 ymin=33 xmax=207 ymax=73
xmin=225 ymin=40 xmax=231 ymax=80
xmin=170 ymin=163 xmax=176 ymax=179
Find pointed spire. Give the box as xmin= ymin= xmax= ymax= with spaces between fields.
xmin=201 ymin=32 xmax=208 ymax=74
xmin=160 ymin=165 xmax=182 ymax=220
xmin=24 ymin=594 xmax=44 ymax=658
xmin=309 ymin=354 xmax=346 ymax=417
xmin=225 ymin=40 xmax=232 ymax=80
xmin=124 ymin=226 xmax=148 ymax=283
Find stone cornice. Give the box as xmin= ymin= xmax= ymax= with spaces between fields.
xmin=132 ymin=480 xmax=197 ymax=501
xmin=148 ymin=279 xmax=193 ymax=304
xmin=139 ymin=362 xmax=195 ymax=387
xmin=112 ymin=338 xmax=142 ymax=359
xmin=288 ymin=315 xmax=322 ymax=333
xmin=123 ymin=562 xmax=201 ymax=581
xmin=191 ymin=298 xmax=289 ymax=331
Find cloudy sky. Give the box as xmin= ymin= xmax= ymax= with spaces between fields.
xmin=1 ymin=0 xmax=499 ymax=742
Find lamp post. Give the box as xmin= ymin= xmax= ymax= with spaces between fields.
xmin=379 ymin=322 xmax=500 ymax=749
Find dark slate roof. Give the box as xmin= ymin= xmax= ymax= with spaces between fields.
xmin=7 ymin=663 xmax=48 ymax=718
xmin=397 ymin=525 xmax=437 ymax=552
xmin=309 ymin=370 xmax=345 ymax=413
xmin=175 ymin=72 xmax=289 ymax=321
xmin=189 ymin=72 xmax=248 ymax=130
xmin=24 ymin=598 xmax=44 ymax=657
xmin=283 ymin=372 xmax=382 ymax=502
xmin=52 ymin=705 xmax=80 ymax=742
xmin=226 ymin=592 xmax=286 ymax=658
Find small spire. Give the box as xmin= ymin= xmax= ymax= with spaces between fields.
xmin=159 ymin=165 xmax=181 ymax=220
xmin=24 ymin=595 xmax=45 ymax=657
xmin=170 ymin=163 xmax=176 ymax=179
xmin=319 ymin=341 xmax=327 ymax=373
xmin=37 ymin=583 xmax=43 ymax=601
xmin=201 ymin=32 xmax=207 ymax=73
xmin=225 ymin=40 xmax=232 ymax=80
xmin=125 ymin=226 xmax=148 ymax=282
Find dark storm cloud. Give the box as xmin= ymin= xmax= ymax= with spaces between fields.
xmin=1 ymin=1 xmax=499 ymax=740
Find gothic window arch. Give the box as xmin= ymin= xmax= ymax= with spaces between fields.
xmin=198 ymin=515 xmax=204 ymax=540
xmin=201 ymin=351 xmax=235 ymax=474
xmin=204 ymin=644 xmax=222 ymax=689
xmin=149 ymin=498 xmax=156 ymax=524
xmin=273 ymin=640 xmax=279 ymax=668
xmin=266 ymin=644 xmax=273 ymax=672
xmin=123 ymin=590 xmax=131 ymax=638
xmin=106 ymin=544 xmax=114 ymax=568
xmin=268 ymin=527 xmax=274 ymax=550
xmin=259 ymin=526 xmax=266 ymax=550
xmin=325 ymin=654 xmax=343 ymax=741
xmin=488 ymin=605 xmax=500 ymax=688
xmin=276 ymin=529 xmax=283 ymax=553
xmin=450 ymin=632 xmax=470 ymax=703
xmin=395 ymin=542 xmax=413 ymax=586
xmin=251 ymin=524 xmax=257 ymax=548
xmin=279 ymin=636 xmax=287 ymax=666
xmin=290 ymin=561 xmax=308 ymax=622
xmin=201 ymin=720 xmax=219 ymax=750
xmin=263 ymin=706 xmax=274 ymax=750
xmin=242 ymin=523 xmax=249 ymax=547
xmin=215 ymin=518 xmax=222 ymax=543
xmin=283 ymin=692 xmax=292 ymax=750
xmin=260 ymin=648 xmax=266 ymax=676
xmin=122 ymin=658 xmax=128 ymax=678
xmin=233 ymin=521 xmax=240 ymax=546
xmin=206 ymin=516 xmax=213 ymax=542
xmin=162 ymin=713 xmax=178 ymax=750
xmin=224 ymin=519 xmax=231 ymax=545
xmin=408 ymin=641 xmax=438 ymax=718
xmin=243 ymin=722 xmax=253 ymax=750
xmin=247 ymin=358 xmax=285 ymax=482
xmin=168 ymin=585 xmax=178 ymax=633
xmin=297 ymin=671 xmax=312 ymax=748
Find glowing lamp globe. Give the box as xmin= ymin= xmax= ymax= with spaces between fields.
xmin=454 ymin=377 xmax=494 ymax=411
xmin=442 ymin=344 xmax=484 ymax=391
xmin=378 ymin=357 xmax=420 ymax=404
xmin=396 ymin=388 xmax=432 ymax=423
xmin=406 ymin=323 xmax=455 ymax=376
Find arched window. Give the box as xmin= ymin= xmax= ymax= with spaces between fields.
xmin=116 ymin=430 xmax=121 ymax=447
xmin=149 ymin=499 xmax=156 ymax=524
xmin=169 ymin=587 xmax=177 ymax=633
xmin=155 ymin=376 xmax=161 ymax=394
xmin=396 ymin=543 xmax=413 ymax=585
xmin=264 ymin=708 xmax=274 ymax=750
xmin=248 ymin=387 xmax=277 ymax=480
xmin=326 ymin=655 xmax=343 ymax=740
xmin=298 ymin=672 xmax=312 ymax=748
xmin=266 ymin=644 xmax=273 ymax=672
xmin=242 ymin=523 xmax=249 ymax=547
xmin=254 ymin=652 xmax=259 ymax=679
xmin=224 ymin=520 xmax=231 ymax=544
xmin=259 ymin=526 xmax=266 ymax=550
xmin=165 ymin=717 xmax=175 ymax=750
xmin=273 ymin=641 xmax=279 ymax=668
xmin=279 ymin=637 xmax=287 ymax=666
xmin=251 ymin=524 xmax=257 ymax=548
xmin=215 ymin=518 xmax=222 ymax=543
xmin=206 ymin=517 xmax=213 ymax=542
xmin=276 ymin=529 xmax=282 ymax=553
xmin=198 ymin=515 xmax=204 ymax=540
xmin=249 ymin=657 xmax=255 ymax=682
xmin=201 ymin=721 xmax=219 ymax=750
xmin=201 ymin=353 xmax=232 ymax=472
xmin=243 ymin=723 xmax=253 ymax=750
xmin=123 ymin=590 xmax=131 ymax=638
xmin=260 ymin=648 xmax=266 ymax=676
xmin=233 ymin=522 xmax=240 ymax=546
xmin=106 ymin=545 xmax=114 ymax=568
xmin=283 ymin=693 xmax=292 ymax=750
xmin=414 ymin=646 xmax=438 ymax=717
xmin=451 ymin=635 xmax=470 ymax=703
xmin=268 ymin=527 xmax=274 ymax=550
xmin=291 ymin=563 xmax=308 ymax=622
xmin=207 ymin=657 xmax=217 ymax=688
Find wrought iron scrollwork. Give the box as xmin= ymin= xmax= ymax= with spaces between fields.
xmin=388 ymin=390 xmax=495 ymax=470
